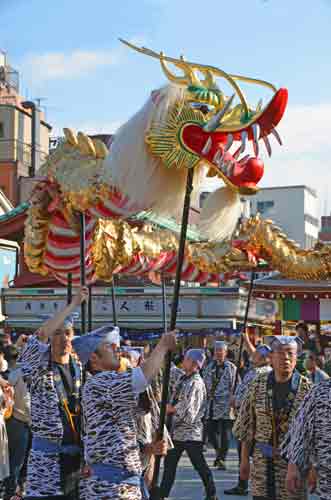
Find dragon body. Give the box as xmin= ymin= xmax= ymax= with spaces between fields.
xmin=24 ymin=41 xmax=294 ymax=285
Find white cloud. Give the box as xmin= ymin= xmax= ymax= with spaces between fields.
xmin=276 ymin=103 xmax=331 ymax=155
xmin=20 ymin=35 xmax=148 ymax=84
xmin=21 ymin=48 xmax=120 ymax=82
xmin=255 ymin=102 xmax=331 ymax=216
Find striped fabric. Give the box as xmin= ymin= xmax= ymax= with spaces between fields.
xmin=279 ymin=299 xmax=320 ymax=321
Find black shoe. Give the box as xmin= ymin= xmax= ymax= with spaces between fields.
xmin=224 ymin=485 xmax=248 ymax=496
xmin=205 ymin=496 xmax=219 ymax=500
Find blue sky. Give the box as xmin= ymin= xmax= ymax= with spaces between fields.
xmin=1 ymin=0 xmax=331 ymax=212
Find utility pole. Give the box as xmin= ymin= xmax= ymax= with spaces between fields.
xmin=21 ymin=100 xmax=37 ymax=177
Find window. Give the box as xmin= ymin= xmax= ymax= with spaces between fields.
xmin=257 ymin=200 xmax=275 ymax=214
xmin=305 ymin=234 xmax=317 ymax=249
xmin=304 ymin=213 xmax=319 ymax=227
xmin=0 ymin=122 xmax=4 ymax=138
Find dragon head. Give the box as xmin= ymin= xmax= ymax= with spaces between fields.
xmin=120 ymin=39 xmax=288 ymax=197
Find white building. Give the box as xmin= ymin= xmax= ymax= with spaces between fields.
xmin=250 ymin=185 xmax=319 ymax=249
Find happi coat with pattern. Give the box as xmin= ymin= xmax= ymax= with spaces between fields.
xmin=233 ymin=370 xmax=311 ymax=500
xmin=82 ymin=368 xmax=147 ymax=500
xmin=18 ymin=335 xmax=82 ymax=497
xmin=234 ymin=365 xmax=272 ymax=411
xmin=170 ymin=372 xmax=207 ymax=442
xmin=282 ymin=380 xmax=331 ymax=500
xmin=203 ymin=359 xmax=237 ymax=420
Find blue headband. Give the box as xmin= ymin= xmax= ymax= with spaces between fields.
xmin=185 ymin=349 xmax=206 ymax=368
xmin=214 ymin=341 xmax=228 ymax=350
xmin=72 ymin=325 xmax=120 ymax=366
xmin=255 ymin=344 xmax=272 ymax=357
xmin=269 ymin=336 xmax=300 ymax=352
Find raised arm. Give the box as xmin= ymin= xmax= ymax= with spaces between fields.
xmin=141 ymin=331 xmax=177 ymax=383
xmin=242 ymin=330 xmax=256 ymax=357
xmin=38 ymin=287 xmax=89 ymax=340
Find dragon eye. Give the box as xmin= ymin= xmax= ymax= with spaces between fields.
xmin=189 ymin=102 xmax=213 ymax=115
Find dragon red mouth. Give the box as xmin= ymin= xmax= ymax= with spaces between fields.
xmin=181 ymin=88 xmax=288 ymax=194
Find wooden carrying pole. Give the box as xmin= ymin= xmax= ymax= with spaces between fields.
xmin=67 ymin=273 xmax=72 ymax=305
xmin=79 ymin=213 xmax=87 ymax=334
xmin=88 ymin=285 xmax=93 ymax=332
xmin=151 ymin=168 xmax=194 ymax=498
xmin=161 ymin=274 xmax=167 ymax=333
xmin=234 ymin=272 xmax=255 ymax=390
xmin=111 ymin=277 xmax=118 ymax=326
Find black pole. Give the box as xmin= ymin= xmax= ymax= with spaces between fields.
xmin=30 ymin=106 xmax=37 ymax=177
xmin=79 ymin=213 xmax=87 ymax=334
xmin=14 ymin=247 xmax=19 ymax=279
xmin=22 ymin=101 xmax=37 ymax=177
xmin=151 ymin=167 xmax=194 ymax=498
xmin=88 ymin=285 xmax=93 ymax=332
xmin=111 ymin=276 xmax=118 ymax=326
xmin=234 ymin=272 xmax=255 ymax=389
xmin=67 ymin=273 xmax=72 ymax=305
xmin=161 ymin=274 xmax=167 ymax=333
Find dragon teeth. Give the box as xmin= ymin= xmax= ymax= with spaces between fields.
xmin=233 ymin=148 xmax=241 ymax=160
xmin=202 ymin=136 xmax=212 ymax=155
xmin=252 ymin=124 xmax=260 ymax=157
xmin=221 ymin=160 xmax=235 ymax=178
xmin=224 ymin=134 xmax=233 ymax=152
xmin=253 ymin=140 xmax=259 ymax=157
xmin=252 ymin=123 xmax=260 ymax=142
xmin=240 ymin=130 xmax=247 ymax=154
xmin=271 ymin=128 xmax=283 ymax=145
xmin=213 ymin=149 xmax=222 ymax=164
xmin=262 ymin=136 xmax=272 ymax=157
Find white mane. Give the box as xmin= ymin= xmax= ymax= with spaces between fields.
xmin=102 ymin=84 xmax=205 ymax=218
xmin=103 ymin=83 xmax=240 ymax=240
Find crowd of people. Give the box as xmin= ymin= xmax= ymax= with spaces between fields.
xmin=0 ymin=288 xmax=330 ymax=499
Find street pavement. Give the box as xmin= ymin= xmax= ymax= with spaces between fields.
xmin=165 ymin=447 xmax=319 ymax=500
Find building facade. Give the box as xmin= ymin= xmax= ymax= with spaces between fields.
xmin=1 ymin=285 xmax=277 ymax=332
xmin=0 ymin=51 xmax=51 ymax=205
xmin=250 ymin=185 xmax=319 ymax=249
xmin=319 ymin=215 xmax=331 ymax=244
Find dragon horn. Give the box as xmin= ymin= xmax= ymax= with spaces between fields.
xmin=119 ymin=38 xmax=248 ymax=113
xmin=203 ymin=94 xmax=235 ymax=132
xmin=120 ymin=39 xmax=278 ymax=115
